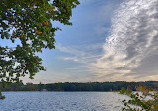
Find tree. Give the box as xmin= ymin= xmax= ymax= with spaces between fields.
xmin=0 ymin=0 xmax=80 ymax=99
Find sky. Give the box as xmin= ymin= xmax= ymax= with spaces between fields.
xmin=2 ymin=0 xmax=158 ymax=83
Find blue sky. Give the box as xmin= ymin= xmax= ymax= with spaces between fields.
xmin=2 ymin=0 xmax=158 ymax=83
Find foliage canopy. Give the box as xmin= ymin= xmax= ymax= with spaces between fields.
xmin=0 ymin=0 xmax=79 ymax=91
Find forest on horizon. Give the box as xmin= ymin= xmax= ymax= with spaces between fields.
xmin=0 ymin=81 xmax=158 ymax=92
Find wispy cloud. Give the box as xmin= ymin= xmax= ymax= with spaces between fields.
xmin=56 ymin=43 xmax=102 ymax=64
xmin=55 ymin=43 xmax=103 ymax=81
xmin=93 ymin=0 xmax=158 ymax=81
xmin=22 ymin=71 xmax=77 ymax=84
xmin=56 ymin=43 xmax=86 ymax=56
xmin=63 ymin=57 xmax=79 ymax=62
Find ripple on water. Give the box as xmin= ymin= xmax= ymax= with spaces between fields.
xmin=0 ymin=92 xmax=127 ymax=111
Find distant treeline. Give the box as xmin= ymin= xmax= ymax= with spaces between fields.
xmin=0 ymin=81 xmax=158 ymax=91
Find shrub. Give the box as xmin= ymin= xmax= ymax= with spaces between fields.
xmin=120 ymin=86 xmax=158 ymax=111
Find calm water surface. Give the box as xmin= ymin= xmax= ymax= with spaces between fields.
xmin=0 ymin=92 xmax=127 ymax=111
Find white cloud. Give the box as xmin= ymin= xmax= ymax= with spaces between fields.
xmin=93 ymin=0 xmax=158 ymax=81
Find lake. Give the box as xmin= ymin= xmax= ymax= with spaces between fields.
xmin=0 ymin=92 xmax=127 ymax=111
